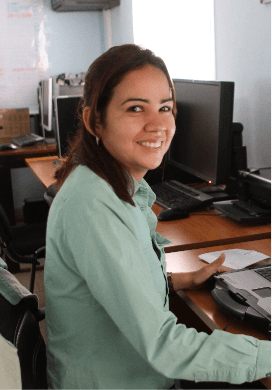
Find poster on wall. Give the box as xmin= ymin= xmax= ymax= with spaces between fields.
xmin=0 ymin=0 xmax=49 ymax=114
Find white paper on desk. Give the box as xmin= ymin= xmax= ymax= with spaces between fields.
xmin=199 ymin=249 xmax=270 ymax=269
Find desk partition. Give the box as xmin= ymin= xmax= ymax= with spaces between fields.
xmin=0 ymin=144 xmax=57 ymax=225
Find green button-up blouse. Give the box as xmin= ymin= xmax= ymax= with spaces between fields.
xmin=44 ymin=165 xmax=270 ymax=389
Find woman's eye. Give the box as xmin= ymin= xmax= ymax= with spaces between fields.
xmin=128 ymin=106 xmax=143 ymax=112
xmin=160 ymin=106 xmax=172 ymax=112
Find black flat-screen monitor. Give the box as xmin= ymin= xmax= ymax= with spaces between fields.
xmin=54 ymin=95 xmax=82 ymax=157
xmin=169 ymin=79 xmax=235 ymax=185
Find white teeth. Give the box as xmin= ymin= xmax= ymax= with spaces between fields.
xmin=139 ymin=141 xmax=162 ymax=148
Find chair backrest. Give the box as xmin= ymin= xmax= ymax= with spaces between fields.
xmin=0 ymin=259 xmax=47 ymax=389
xmin=44 ymin=183 xmax=57 ymax=206
xmin=0 ymin=204 xmax=12 ymax=244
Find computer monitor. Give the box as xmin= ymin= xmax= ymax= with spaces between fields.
xmin=54 ymin=95 xmax=82 ymax=157
xmin=38 ymin=78 xmax=53 ymax=136
xmin=169 ymin=79 xmax=235 ymax=186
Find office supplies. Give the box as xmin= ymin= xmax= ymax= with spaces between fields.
xmin=158 ymin=208 xmax=189 ymax=222
xmin=152 ymin=180 xmax=213 ymax=212
xmin=12 ymin=133 xmax=44 ymax=147
xmin=199 ymin=248 xmax=270 ymax=269
xmin=210 ymin=264 xmax=271 ymax=328
xmin=214 ymin=170 xmax=271 ymax=222
xmin=0 ymin=143 xmax=17 ymax=151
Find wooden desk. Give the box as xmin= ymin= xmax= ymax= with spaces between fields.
xmin=25 ymin=156 xmax=271 ymax=254
xmin=0 ymin=143 xmax=57 ymax=225
xmin=154 ymin=203 xmax=270 ymax=253
xmin=166 ymin=239 xmax=271 ymax=388
xmin=25 ymin=155 xmax=58 ymax=189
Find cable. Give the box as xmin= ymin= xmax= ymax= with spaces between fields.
xmin=191 ymin=213 xmax=224 ymax=216
xmin=223 ymin=318 xmax=238 ymax=331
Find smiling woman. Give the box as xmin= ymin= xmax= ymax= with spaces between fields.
xmin=44 ymin=44 xmax=271 ymax=389
xmin=83 ymin=64 xmax=175 ymax=182
xmin=54 ymin=44 xmax=177 ymax=204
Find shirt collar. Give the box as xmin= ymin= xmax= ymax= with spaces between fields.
xmin=132 ymin=177 xmax=156 ymax=208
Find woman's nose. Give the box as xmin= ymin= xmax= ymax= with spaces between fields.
xmin=143 ymin=115 xmax=167 ymax=133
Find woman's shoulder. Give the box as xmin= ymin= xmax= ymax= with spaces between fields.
xmin=58 ymin=165 xmax=113 ymax=202
xmin=53 ymin=165 xmax=133 ymax=220
xmin=49 ymin=165 xmax=134 ymax=228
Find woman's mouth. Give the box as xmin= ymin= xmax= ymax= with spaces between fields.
xmin=137 ymin=141 xmax=163 ymax=148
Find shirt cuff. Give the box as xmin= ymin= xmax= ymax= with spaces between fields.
xmin=255 ymin=340 xmax=271 ymax=380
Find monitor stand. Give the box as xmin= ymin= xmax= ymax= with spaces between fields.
xmin=44 ymin=137 xmax=56 ymax=145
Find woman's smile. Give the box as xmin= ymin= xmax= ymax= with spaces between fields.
xmin=137 ymin=139 xmax=165 ymax=148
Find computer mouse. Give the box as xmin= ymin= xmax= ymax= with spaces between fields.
xmin=158 ymin=208 xmax=189 ymax=221
xmin=0 ymin=143 xmax=18 ymax=151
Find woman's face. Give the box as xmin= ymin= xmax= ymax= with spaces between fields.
xmin=96 ymin=65 xmax=176 ymax=182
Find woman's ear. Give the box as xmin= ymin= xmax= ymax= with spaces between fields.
xmin=83 ymin=106 xmax=103 ymax=137
xmin=83 ymin=106 xmax=95 ymax=136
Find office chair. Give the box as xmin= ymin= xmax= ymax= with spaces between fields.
xmin=0 ymin=262 xmax=47 ymax=389
xmin=44 ymin=182 xmax=57 ymax=206
xmin=0 ymin=203 xmax=46 ymax=292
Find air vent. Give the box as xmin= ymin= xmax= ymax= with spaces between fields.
xmin=51 ymin=0 xmax=120 ymax=12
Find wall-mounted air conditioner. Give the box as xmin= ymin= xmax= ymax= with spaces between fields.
xmin=51 ymin=0 xmax=120 ymax=12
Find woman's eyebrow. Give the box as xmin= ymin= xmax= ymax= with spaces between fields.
xmin=121 ymin=97 xmax=173 ymax=105
xmin=161 ymin=98 xmax=174 ymax=104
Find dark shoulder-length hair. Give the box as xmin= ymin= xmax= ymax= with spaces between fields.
xmin=54 ymin=44 xmax=177 ymax=206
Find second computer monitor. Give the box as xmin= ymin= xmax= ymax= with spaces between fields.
xmin=54 ymin=96 xmax=82 ymax=157
xmin=169 ymin=79 xmax=235 ymax=186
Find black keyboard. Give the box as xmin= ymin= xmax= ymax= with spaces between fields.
xmin=12 ymin=133 xmax=44 ymax=147
xmin=255 ymin=267 xmax=271 ymax=282
xmin=151 ymin=181 xmax=213 ymax=211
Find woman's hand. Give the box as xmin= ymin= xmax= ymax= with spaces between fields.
xmin=171 ymin=253 xmax=226 ymax=291
xmin=189 ymin=253 xmax=226 ymax=290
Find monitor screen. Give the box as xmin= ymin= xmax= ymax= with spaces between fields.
xmin=169 ymin=79 xmax=235 ymax=185
xmin=54 ymin=96 xmax=82 ymax=157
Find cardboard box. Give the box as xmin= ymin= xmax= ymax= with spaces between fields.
xmin=0 ymin=108 xmax=30 ymax=143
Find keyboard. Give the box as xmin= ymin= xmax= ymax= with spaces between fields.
xmin=255 ymin=266 xmax=271 ymax=282
xmin=151 ymin=180 xmax=213 ymax=211
xmin=12 ymin=133 xmax=44 ymax=147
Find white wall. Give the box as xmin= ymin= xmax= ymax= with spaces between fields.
xmin=9 ymin=0 xmax=106 ymax=220
xmin=111 ymin=0 xmax=134 ymax=46
xmin=43 ymin=0 xmax=104 ymax=76
xmin=214 ymin=0 xmax=271 ymax=169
